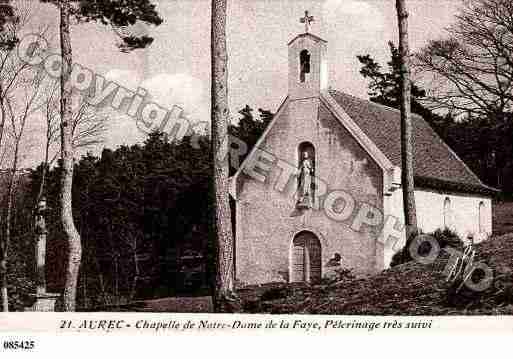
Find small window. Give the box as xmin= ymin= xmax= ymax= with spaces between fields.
xmin=443 ymin=197 xmax=451 ymax=229
xmin=299 ymin=49 xmax=310 ymax=83
xmin=479 ymin=201 xmax=486 ymax=233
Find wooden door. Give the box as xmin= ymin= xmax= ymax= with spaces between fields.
xmin=307 ymin=238 xmax=321 ymax=283
xmin=290 ymin=232 xmax=321 ymax=283
xmin=291 ymin=236 xmax=305 ymax=282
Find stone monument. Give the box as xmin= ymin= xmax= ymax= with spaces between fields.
xmin=25 ymin=197 xmax=60 ymax=312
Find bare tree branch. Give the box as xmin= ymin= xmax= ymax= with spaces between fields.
xmin=415 ymin=0 xmax=513 ymax=118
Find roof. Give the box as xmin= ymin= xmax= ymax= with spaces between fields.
xmin=287 ymin=32 xmax=327 ymax=46
xmin=329 ymin=90 xmax=497 ymax=196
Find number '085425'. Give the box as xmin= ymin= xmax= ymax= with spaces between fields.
xmin=3 ymin=340 xmax=35 ymax=350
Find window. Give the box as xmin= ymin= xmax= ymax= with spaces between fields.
xmin=479 ymin=201 xmax=486 ymax=233
xmin=299 ymin=49 xmax=310 ymax=83
xmin=443 ymin=197 xmax=451 ymax=229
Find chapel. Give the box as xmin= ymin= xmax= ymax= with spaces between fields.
xmin=229 ymin=12 xmax=495 ymax=286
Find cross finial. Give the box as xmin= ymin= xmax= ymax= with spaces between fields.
xmin=300 ymin=10 xmax=314 ymax=33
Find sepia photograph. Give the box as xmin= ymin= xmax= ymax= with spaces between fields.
xmin=0 ymin=1 xmax=512 ymax=350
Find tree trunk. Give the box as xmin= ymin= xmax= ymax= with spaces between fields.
xmin=396 ymin=0 xmax=418 ymax=240
xmin=0 ymin=238 xmax=7 ymax=312
xmin=0 ymin=84 xmax=6 ymax=312
xmin=211 ymin=0 xmax=235 ymax=308
xmin=0 ymin=261 xmax=6 ymax=312
xmin=60 ymin=0 xmax=82 ymax=312
xmin=0 ymin=84 xmax=5 ymax=157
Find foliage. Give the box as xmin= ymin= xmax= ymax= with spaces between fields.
xmin=431 ymin=227 xmax=465 ymax=250
xmin=390 ymin=228 xmax=464 ymax=267
xmin=390 ymin=229 xmax=421 ymax=267
xmin=0 ymin=172 xmax=35 ymax=311
xmin=0 ymin=0 xmax=14 ymax=30
xmin=416 ymin=0 xmax=513 ymax=119
xmin=358 ymin=43 xmax=426 ymax=112
xmin=260 ymin=286 xmax=293 ymax=302
xmin=228 ymin=105 xmax=273 ymax=174
xmin=320 ymin=266 xmax=356 ymax=286
xmin=23 ymin=132 xmax=211 ymax=309
xmin=40 ymin=0 xmax=163 ymax=52
xmin=357 ymin=41 xmax=447 ymax=133
xmin=0 ymin=0 xmax=17 ymax=50
xmin=332 ymin=267 xmax=356 ymax=283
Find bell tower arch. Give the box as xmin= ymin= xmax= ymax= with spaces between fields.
xmin=288 ymin=11 xmax=328 ymax=100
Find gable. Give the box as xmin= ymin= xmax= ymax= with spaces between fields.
xmin=230 ymin=95 xmax=396 ymax=199
xmin=329 ymin=90 xmax=497 ymax=196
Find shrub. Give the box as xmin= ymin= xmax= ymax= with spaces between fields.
xmin=390 ymin=250 xmax=405 ymax=268
xmin=242 ymin=298 xmax=262 ymax=313
xmin=330 ymin=267 xmax=356 ymax=283
xmin=430 ymin=227 xmax=464 ymax=250
xmin=390 ymin=229 xmax=422 ymax=267
xmin=390 ymin=228 xmax=464 ymax=268
xmin=260 ymin=286 xmax=292 ymax=302
xmin=321 ymin=267 xmax=356 ymax=286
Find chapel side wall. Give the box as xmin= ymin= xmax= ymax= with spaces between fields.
xmin=235 ymin=98 xmax=383 ymax=286
xmin=414 ymin=189 xmax=492 ymax=242
xmin=384 ymin=187 xmax=493 ymax=269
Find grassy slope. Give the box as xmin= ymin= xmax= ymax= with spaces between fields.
xmin=238 ymin=233 xmax=513 ymax=315
xmin=494 ymin=201 xmax=513 ymax=236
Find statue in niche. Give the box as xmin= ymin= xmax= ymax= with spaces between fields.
xmin=297 ymin=151 xmax=314 ymax=209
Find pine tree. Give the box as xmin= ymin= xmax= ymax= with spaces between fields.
xmin=395 ymin=0 xmax=418 ymax=244
xmin=211 ymin=0 xmax=235 ymax=308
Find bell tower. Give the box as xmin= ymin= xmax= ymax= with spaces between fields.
xmin=288 ymin=11 xmax=328 ymax=100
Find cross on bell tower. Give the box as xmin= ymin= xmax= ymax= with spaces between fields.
xmin=288 ymin=10 xmax=328 ymax=100
xmin=300 ymin=10 xmax=314 ymax=33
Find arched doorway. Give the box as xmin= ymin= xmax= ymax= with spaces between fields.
xmin=290 ymin=231 xmax=321 ymax=283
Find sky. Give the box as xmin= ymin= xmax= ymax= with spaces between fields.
xmin=15 ymin=0 xmax=462 ymax=168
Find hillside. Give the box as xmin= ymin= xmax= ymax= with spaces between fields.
xmin=237 ymin=233 xmax=513 ymax=315
xmin=494 ymin=200 xmax=513 ymax=235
